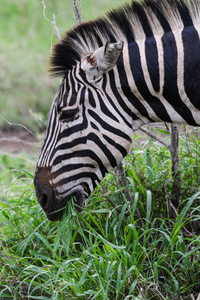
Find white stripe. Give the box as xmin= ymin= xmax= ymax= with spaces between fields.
xmin=123 ymin=43 xmax=163 ymax=122
xmin=37 ymin=103 xmax=58 ymax=167
xmin=186 ymin=1 xmax=200 ymax=39
xmin=52 ymin=166 xmax=102 ymax=185
xmin=136 ymin=34 xmax=187 ymax=123
xmin=51 ymin=156 xmax=98 ymax=173
xmin=42 ymin=106 xmax=60 ymax=167
xmin=113 ymin=67 xmax=150 ymax=128
xmin=105 ymin=70 xmax=148 ymax=129
xmin=49 ymin=140 xmax=111 ymax=171
xmin=56 ymin=177 xmax=94 ymax=196
xmin=66 ymin=72 xmax=73 ymax=106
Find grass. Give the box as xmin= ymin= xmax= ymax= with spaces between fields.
xmin=1 ymin=127 xmax=200 ymax=299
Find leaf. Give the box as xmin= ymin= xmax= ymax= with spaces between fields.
xmin=34 ymin=232 xmax=54 ymax=255
xmin=170 ymin=191 xmax=200 ymax=243
xmin=156 ymin=129 xmax=170 ymax=135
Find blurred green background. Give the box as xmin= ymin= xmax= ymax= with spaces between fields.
xmin=0 ymin=0 xmax=126 ymax=132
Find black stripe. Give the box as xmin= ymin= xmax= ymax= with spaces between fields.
xmin=108 ymin=70 xmax=135 ymax=126
xmin=183 ymin=25 xmax=200 ymax=112
xmin=62 ymin=181 xmax=92 ymax=196
xmin=88 ymin=88 xmax=96 ymax=108
xmin=103 ymin=134 xmax=128 ymax=157
xmin=41 ymin=105 xmax=59 ymax=164
xmin=87 ymin=133 xmax=117 ymax=168
xmin=96 ymin=90 xmax=120 ymax=123
xmin=57 ymin=172 xmax=100 ymax=193
xmin=177 ymin=1 xmax=193 ymax=28
xmin=128 ymin=42 xmax=172 ymax=122
xmin=55 ymin=137 xmax=87 ymax=152
xmin=91 ymin=122 xmax=99 ymax=131
xmin=52 ymin=163 xmax=95 ymax=177
xmin=51 ymin=150 xmax=108 ymax=177
xmin=68 ymin=70 xmax=77 ymax=106
xmin=162 ymin=31 xmax=198 ymax=125
xmin=132 ymin=1 xmax=153 ymax=37
xmin=117 ymin=53 xmax=153 ymax=122
xmin=58 ymin=121 xmax=87 ymax=139
xmin=88 ymin=109 xmax=132 ymax=142
xmin=145 ymin=36 xmax=160 ymax=93
xmin=145 ymin=1 xmax=172 ymax=33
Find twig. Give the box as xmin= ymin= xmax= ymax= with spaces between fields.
xmin=140 ymin=124 xmax=181 ymax=211
xmin=114 ymin=162 xmax=142 ymax=218
xmin=170 ymin=124 xmax=180 ymax=207
xmin=164 ymin=179 xmax=170 ymax=220
xmin=0 ymin=115 xmax=39 ymax=140
xmin=140 ymin=126 xmax=170 ymax=148
xmin=0 ymin=137 xmax=38 ymax=146
xmin=164 ymin=122 xmax=170 ymax=132
xmin=73 ymin=0 xmax=82 ymax=25
xmin=53 ymin=13 xmax=61 ymax=41
xmin=114 ymin=162 xmax=133 ymax=204
xmin=41 ymin=0 xmax=51 ymax=23
xmin=41 ymin=0 xmax=61 ymax=55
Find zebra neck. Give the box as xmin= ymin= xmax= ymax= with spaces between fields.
xmin=116 ymin=26 xmax=200 ymax=127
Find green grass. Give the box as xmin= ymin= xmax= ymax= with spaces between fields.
xmin=0 ymin=0 xmax=127 ymax=131
xmin=1 ymin=128 xmax=200 ymax=299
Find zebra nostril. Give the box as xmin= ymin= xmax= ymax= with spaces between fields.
xmin=40 ymin=193 xmax=48 ymax=209
xmin=34 ymin=169 xmax=57 ymax=217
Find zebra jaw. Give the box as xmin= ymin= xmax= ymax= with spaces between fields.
xmin=81 ymin=41 xmax=123 ymax=84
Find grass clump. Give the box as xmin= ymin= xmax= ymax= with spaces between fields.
xmin=1 ymin=128 xmax=200 ymax=299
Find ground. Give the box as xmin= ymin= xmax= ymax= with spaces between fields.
xmin=0 ymin=130 xmax=40 ymax=154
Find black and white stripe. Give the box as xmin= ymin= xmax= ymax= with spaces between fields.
xmin=34 ymin=0 xmax=200 ymax=220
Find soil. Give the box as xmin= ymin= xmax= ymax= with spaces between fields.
xmin=0 ymin=130 xmax=40 ymax=154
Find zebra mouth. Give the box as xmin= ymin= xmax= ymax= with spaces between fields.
xmin=34 ymin=168 xmax=88 ymax=221
xmin=45 ymin=189 xmax=87 ymax=222
xmin=72 ymin=191 xmax=87 ymax=211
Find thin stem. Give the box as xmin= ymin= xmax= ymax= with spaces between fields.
xmin=140 ymin=126 xmax=170 ymax=148
xmin=73 ymin=0 xmax=82 ymax=25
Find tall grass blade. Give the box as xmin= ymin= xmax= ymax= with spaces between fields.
xmin=171 ymin=191 xmax=200 ymax=243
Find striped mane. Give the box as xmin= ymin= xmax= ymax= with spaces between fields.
xmin=50 ymin=0 xmax=200 ymax=77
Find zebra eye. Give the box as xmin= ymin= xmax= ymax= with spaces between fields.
xmin=60 ymin=108 xmax=79 ymax=122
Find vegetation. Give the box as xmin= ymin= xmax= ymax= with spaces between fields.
xmin=1 ymin=0 xmax=200 ymax=299
xmin=1 ymin=127 xmax=200 ymax=299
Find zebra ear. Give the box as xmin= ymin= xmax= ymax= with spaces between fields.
xmin=81 ymin=41 xmax=123 ymax=83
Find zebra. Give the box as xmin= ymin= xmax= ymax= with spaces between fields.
xmin=34 ymin=0 xmax=200 ymax=221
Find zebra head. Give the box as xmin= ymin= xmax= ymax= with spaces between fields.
xmin=34 ymin=40 xmax=133 ymax=221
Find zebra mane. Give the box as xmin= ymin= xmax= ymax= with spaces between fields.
xmin=50 ymin=0 xmax=200 ymax=77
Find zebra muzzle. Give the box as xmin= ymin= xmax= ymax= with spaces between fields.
xmin=34 ymin=167 xmax=65 ymax=221
xmin=34 ymin=167 xmax=87 ymax=221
